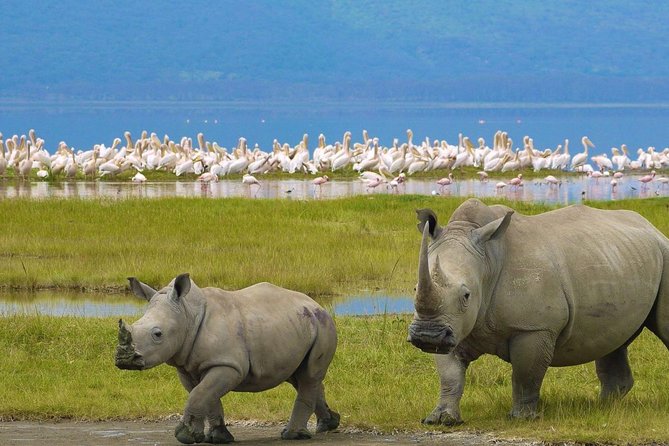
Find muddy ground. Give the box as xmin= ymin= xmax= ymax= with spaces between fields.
xmin=0 ymin=420 xmax=554 ymax=446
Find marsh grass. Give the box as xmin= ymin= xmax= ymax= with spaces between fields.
xmin=0 ymin=195 xmax=516 ymax=294
xmin=0 ymin=196 xmax=667 ymax=296
xmin=1 ymin=195 xmax=668 ymax=443
xmin=1 ymin=314 xmax=668 ymax=444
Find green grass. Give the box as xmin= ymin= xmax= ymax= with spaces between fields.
xmin=1 ymin=195 xmax=669 ymax=443
xmin=0 ymin=196 xmax=667 ymax=296
xmin=0 ymin=314 xmax=668 ymax=444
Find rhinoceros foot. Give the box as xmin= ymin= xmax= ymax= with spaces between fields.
xmin=316 ymin=409 xmax=340 ymax=433
xmin=205 ymin=424 xmax=234 ymax=444
xmin=175 ymin=421 xmax=206 ymax=444
xmin=281 ymin=428 xmax=312 ymax=440
xmin=422 ymin=406 xmax=463 ymax=426
xmin=508 ymin=406 xmax=539 ymax=421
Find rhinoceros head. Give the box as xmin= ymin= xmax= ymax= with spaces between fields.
xmin=115 ymin=273 xmax=195 ymax=370
xmin=408 ymin=205 xmax=513 ymax=354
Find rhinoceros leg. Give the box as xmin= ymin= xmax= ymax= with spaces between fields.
xmin=314 ymin=383 xmax=340 ymax=433
xmin=508 ymin=331 xmax=556 ymax=419
xmin=596 ymin=346 xmax=635 ymax=400
xmin=423 ymin=352 xmax=472 ymax=425
xmin=281 ymin=377 xmax=319 ymax=440
xmin=645 ymin=260 xmax=669 ymax=352
xmin=176 ymin=366 xmax=243 ymax=445
xmin=204 ymin=401 xmax=235 ymax=444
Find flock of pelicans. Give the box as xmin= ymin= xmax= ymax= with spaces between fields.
xmin=0 ymin=128 xmax=668 ymax=193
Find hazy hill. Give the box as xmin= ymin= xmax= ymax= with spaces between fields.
xmin=3 ymin=1 xmax=669 ymax=102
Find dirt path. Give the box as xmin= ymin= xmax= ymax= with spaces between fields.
xmin=0 ymin=420 xmax=547 ymax=446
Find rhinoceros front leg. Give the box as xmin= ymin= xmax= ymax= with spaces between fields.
xmin=203 ymin=400 xmax=235 ymax=444
xmin=175 ymin=366 xmax=242 ymax=445
xmin=508 ymin=331 xmax=555 ymax=420
xmin=423 ymin=351 xmax=473 ymax=426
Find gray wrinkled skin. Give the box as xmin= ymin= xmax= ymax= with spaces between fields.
xmin=115 ymin=273 xmax=339 ymax=444
xmin=408 ymin=198 xmax=669 ymax=424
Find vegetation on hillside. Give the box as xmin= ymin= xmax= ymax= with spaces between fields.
xmin=3 ymin=1 xmax=669 ymax=102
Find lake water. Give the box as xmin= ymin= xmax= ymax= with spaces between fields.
xmin=2 ymin=102 xmax=669 ymax=157
xmin=1 ymin=173 xmax=666 ymax=204
xmin=0 ymin=290 xmax=415 ymax=318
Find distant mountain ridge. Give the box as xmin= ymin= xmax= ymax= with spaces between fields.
xmin=3 ymin=1 xmax=669 ymax=102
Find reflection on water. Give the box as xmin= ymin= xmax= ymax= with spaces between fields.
xmin=0 ymin=291 xmax=146 ymax=317
xmin=1 ymin=174 xmax=667 ymax=204
xmin=0 ymin=291 xmax=414 ymax=317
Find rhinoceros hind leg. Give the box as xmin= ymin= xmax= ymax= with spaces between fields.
xmin=281 ymin=427 xmax=312 ymax=440
xmin=205 ymin=424 xmax=234 ymax=444
xmin=422 ymin=405 xmax=463 ymax=426
xmin=175 ymin=420 xmax=206 ymax=445
xmin=645 ymin=262 xmax=669 ymax=353
xmin=316 ymin=409 xmax=340 ymax=433
xmin=596 ymin=346 xmax=634 ymax=400
xmin=314 ymin=383 xmax=340 ymax=433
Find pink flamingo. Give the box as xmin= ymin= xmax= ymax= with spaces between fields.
xmin=610 ymin=178 xmax=618 ymax=193
xmin=242 ymin=174 xmax=261 ymax=197
xmin=639 ymin=170 xmax=656 ymax=188
xmin=588 ymin=171 xmax=603 ymax=183
xmin=242 ymin=173 xmax=260 ymax=186
xmin=362 ymin=176 xmax=385 ymax=193
xmin=507 ymin=174 xmax=523 ymax=189
xmin=476 ymin=171 xmax=489 ymax=182
xmin=388 ymin=173 xmax=406 ymax=194
xmin=436 ymin=173 xmax=455 ymax=191
xmin=544 ymin=175 xmax=561 ymax=187
xmin=312 ymin=175 xmax=330 ymax=196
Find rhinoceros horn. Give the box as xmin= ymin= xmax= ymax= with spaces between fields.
xmin=415 ymin=222 xmax=440 ymax=314
xmin=118 ymin=319 xmax=133 ymax=345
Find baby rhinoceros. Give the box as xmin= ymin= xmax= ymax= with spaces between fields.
xmin=115 ymin=273 xmax=340 ymax=444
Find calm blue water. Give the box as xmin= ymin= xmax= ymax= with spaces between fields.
xmin=2 ymin=103 xmax=669 ymax=157
xmin=0 ymin=291 xmax=414 ymax=317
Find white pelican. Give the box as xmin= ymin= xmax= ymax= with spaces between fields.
xmin=0 ymin=133 xmax=6 ymax=176
xmin=571 ymin=136 xmax=594 ymax=170
xmin=17 ymin=138 xmax=32 ymax=179
xmin=132 ymin=172 xmax=147 ymax=183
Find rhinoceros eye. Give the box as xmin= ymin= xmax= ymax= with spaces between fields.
xmin=464 ymin=292 xmax=470 ymax=300
xmin=151 ymin=327 xmax=163 ymax=342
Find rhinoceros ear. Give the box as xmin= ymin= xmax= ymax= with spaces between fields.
xmin=169 ymin=273 xmax=191 ymax=302
xmin=416 ymin=208 xmax=442 ymax=240
xmin=473 ymin=211 xmax=514 ymax=244
xmin=128 ymin=277 xmax=158 ymax=301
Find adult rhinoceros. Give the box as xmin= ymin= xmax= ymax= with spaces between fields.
xmin=407 ymin=198 xmax=669 ymax=424
xmin=115 ymin=273 xmax=339 ymax=444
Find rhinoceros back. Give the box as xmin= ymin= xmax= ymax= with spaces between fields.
xmin=196 ymin=283 xmax=336 ymax=391
xmin=494 ymin=204 xmax=667 ymax=366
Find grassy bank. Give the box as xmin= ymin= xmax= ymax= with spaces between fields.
xmin=1 ymin=314 xmax=668 ymax=444
xmin=1 ymin=196 xmax=667 ymax=296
